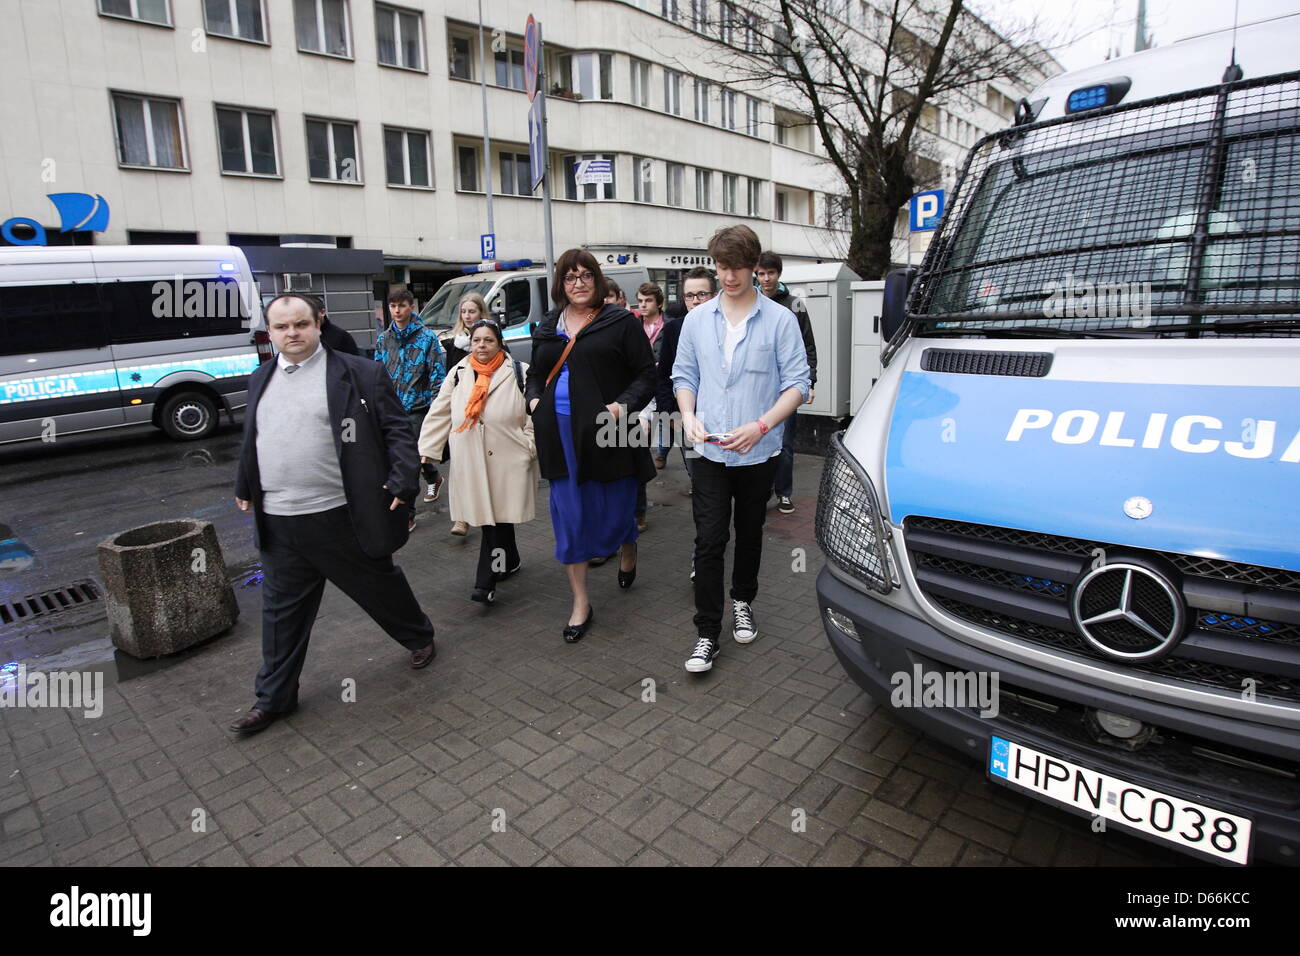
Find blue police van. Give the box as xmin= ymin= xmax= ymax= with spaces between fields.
xmin=815 ymin=18 xmax=1300 ymax=865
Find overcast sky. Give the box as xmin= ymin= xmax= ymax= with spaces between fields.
xmin=971 ymin=0 xmax=1300 ymax=71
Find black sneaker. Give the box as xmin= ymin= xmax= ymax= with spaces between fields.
xmin=777 ymin=495 xmax=794 ymax=514
xmin=685 ymin=636 xmax=720 ymax=673
xmin=732 ymin=600 xmax=758 ymax=644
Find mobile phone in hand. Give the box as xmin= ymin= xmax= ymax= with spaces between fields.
xmin=705 ymin=432 xmax=733 ymax=444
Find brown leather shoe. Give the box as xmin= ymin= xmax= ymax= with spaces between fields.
xmin=411 ymin=640 xmax=437 ymax=669
xmin=229 ymin=708 xmax=288 ymax=735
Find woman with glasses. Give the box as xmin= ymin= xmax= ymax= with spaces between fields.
xmin=419 ymin=319 xmax=537 ymax=605
xmin=526 ymin=249 xmax=658 ymax=642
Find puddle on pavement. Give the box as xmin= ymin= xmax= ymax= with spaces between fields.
xmin=0 ymin=559 xmax=263 ymax=688
xmin=0 ymin=524 xmax=36 ymax=573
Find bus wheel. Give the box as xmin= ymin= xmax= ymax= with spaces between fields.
xmin=160 ymin=391 xmax=218 ymax=441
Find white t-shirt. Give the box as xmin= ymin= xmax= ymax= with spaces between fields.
xmin=722 ymin=313 xmax=750 ymax=368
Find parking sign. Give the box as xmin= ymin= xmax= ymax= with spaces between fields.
xmin=909 ymin=190 xmax=945 ymax=232
xmin=480 ymin=233 xmax=496 ymax=260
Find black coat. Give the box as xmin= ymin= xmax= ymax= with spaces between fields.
xmin=319 ymin=317 xmax=360 ymax=356
xmin=526 ymin=304 xmax=657 ymax=484
xmin=772 ymin=288 xmax=818 ymax=385
xmin=235 ymin=346 xmax=419 ymax=559
xmin=656 ymin=315 xmax=685 ymax=415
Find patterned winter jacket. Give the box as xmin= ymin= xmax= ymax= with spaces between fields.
xmin=373 ymin=319 xmax=446 ymax=413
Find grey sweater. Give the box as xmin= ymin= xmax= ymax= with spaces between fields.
xmin=255 ymin=347 xmax=347 ymax=516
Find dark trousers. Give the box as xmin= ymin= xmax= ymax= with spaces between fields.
xmin=690 ymin=456 xmax=778 ymax=639
xmin=409 ymin=408 xmax=438 ymax=519
xmin=256 ymin=506 xmax=434 ymax=712
xmin=774 ymin=413 xmax=798 ymax=498
xmin=475 ymin=523 xmax=519 ymax=590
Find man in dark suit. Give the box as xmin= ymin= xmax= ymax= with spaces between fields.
xmin=231 ymin=294 xmax=436 ymax=735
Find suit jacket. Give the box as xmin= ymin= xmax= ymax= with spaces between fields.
xmin=235 ymin=346 xmax=419 ymax=559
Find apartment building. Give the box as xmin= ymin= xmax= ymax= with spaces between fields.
xmin=0 ymin=0 xmax=1050 ymax=300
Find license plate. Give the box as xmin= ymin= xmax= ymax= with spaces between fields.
xmin=989 ymin=736 xmax=1252 ymax=865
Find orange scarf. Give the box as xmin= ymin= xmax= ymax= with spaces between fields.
xmin=454 ymin=350 xmax=507 ymax=432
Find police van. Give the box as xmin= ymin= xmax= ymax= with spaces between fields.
xmin=815 ymin=17 xmax=1299 ymax=865
xmin=0 ymin=245 xmax=263 ymax=444
xmin=419 ymin=261 xmax=650 ymax=363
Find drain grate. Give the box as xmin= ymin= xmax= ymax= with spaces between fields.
xmin=0 ymin=580 xmax=101 ymax=626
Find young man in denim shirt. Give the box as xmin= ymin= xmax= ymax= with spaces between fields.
xmin=672 ymin=225 xmax=811 ymax=673
xmin=374 ymin=289 xmax=445 ymax=532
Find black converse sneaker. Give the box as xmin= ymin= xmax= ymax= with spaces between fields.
xmin=732 ymin=600 xmax=758 ymax=644
xmin=684 ymin=636 xmax=720 ymax=673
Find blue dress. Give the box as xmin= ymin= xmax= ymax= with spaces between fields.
xmin=549 ymin=359 xmax=640 ymax=564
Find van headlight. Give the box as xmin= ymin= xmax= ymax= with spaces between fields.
xmin=815 ymin=432 xmax=896 ymax=594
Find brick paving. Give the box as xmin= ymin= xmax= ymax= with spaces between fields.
xmin=0 ymin=454 xmax=1185 ymax=866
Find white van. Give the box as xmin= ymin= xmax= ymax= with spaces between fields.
xmin=0 ymin=245 xmax=264 ymax=444
xmin=418 ymin=262 xmax=650 ymax=362
xmin=816 ymin=17 xmax=1300 ymax=865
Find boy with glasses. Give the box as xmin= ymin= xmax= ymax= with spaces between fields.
xmin=672 ymin=227 xmax=810 ymax=673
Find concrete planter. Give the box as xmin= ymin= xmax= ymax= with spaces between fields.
xmin=97 ymin=519 xmax=238 ymax=659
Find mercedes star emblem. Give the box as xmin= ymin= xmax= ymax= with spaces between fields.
xmin=1123 ymin=496 xmax=1153 ymax=520
xmin=1070 ymin=563 xmax=1185 ymax=662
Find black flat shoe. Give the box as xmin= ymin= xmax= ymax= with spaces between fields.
xmin=563 ymin=607 xmax=593 ymax=643
xmin=471 ymin=587 xmax=496 ymax=605
xmin=618 ymin=566 xmax=637 ymax=589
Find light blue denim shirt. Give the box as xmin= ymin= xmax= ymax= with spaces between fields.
xmin=671 ymin=291 xmax=811 ymax=466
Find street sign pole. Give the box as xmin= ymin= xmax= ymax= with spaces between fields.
xmin=536 ymin=20 xmax=554 ymax=288
xmin=477 ymin=0 xmax=494 ymax=240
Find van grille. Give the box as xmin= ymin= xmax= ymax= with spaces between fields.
xmin=905 ymin=517 xmax=1300 ymax=705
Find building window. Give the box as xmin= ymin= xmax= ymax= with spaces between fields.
xmin=384 ymin=127 xmax=431 ymax=187
xmin=499 ymin=151 xmax=532 ymax=196
xmin=216 ymin=106 xmax=278 ymax=175
xmin=747 ymin=177 xmax=762 ymax=217
xmin=629 ymin=58 xmax=650 ymax=108
xmin=666 ymin=163 xmax=684 ymax=207
xmin=457 ymin=144 xmax=479 ymax=191
xmin=742 ymin=11 xmax=759 ymax=51
xmin=305 ymin=118 xmax=360 ymax=182
xmin=563 ymin=154 xmax=616 ymax=201
xmin=775 ymin=188 xmax=788 ymax=221
xmin=745 ymin=96 xmax=761 ymax=137
xmin=723 ymin=173 xmax=738 ymax=213
xmin=100 ymin=0 xmax=171 ymax=26
xmin=695 ymin=169 xmax=712 ymax=210
xmin=495 ymin=48 xmax=526 ymax=90
xmin=558 ymin=52 xmax=612 ymax=101
xmin=664 ymin=69 xmax=682 ymax=116
xmin=693 ymin=79 xmax=709 ymax=123
xmin=661 ymin=0 xmax=679 ymax=21
xmin=295 ymin=0 xmax=351 ymax=57
xmin=718 ymin=1 xmax=735 ymax=44
xmin=128 ymin=230 xmax=198 ymax=244
xmin=720 ymin=89 xmax=736 ymax=130
xmin=633 ymin=156 xmax=654 ymax=203
xmin=690 ymin=0 xmax=707 ymax=31
xmin=203 ymin=0 xmax=265 ymax=41
xmin=376 ymin=4 xmax=423 ymax=70
xmin=112 ymin=93 xmax=187 ymax=169
xmin=449 ymin=35 xmax=473 ymax=79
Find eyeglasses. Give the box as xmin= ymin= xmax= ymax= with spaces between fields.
xmin=563 ymin=271 xmax=596 ymax=287
xmin=683 ymin=291 xmax=712 ymax=301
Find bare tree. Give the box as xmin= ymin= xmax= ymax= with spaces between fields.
xmin=702 ymin=0 xmax=1057 ymax=279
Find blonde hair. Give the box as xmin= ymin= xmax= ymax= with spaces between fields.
xmin=452 ymin=292 xmax=489 ymax=337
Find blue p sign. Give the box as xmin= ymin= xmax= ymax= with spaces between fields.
xmin=480 ymin=233 xmax=496 ymax=260
xmin=909 ymin=190 xmax=944 ymax=232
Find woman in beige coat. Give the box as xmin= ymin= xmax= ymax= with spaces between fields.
xmin=418 ymin=320 xmax=538 ymax=605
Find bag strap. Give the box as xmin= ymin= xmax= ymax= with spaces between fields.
xmin=545 ymin=334 xmax=579 ymax=387
xmin=512 ymin=356 xmax=525 ymax=393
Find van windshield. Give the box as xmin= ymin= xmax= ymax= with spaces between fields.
xmin=911 ymin=73 xmax=1300 ymax=337
xmin=419 ymin=280 xmax=495 ymax=331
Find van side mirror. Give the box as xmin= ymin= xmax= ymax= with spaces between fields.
xmin=881 ymin=267 xmax=917 ymax=342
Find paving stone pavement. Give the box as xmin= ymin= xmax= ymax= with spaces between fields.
xmin=0 ymin=453 xmax=1186 ymax=866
